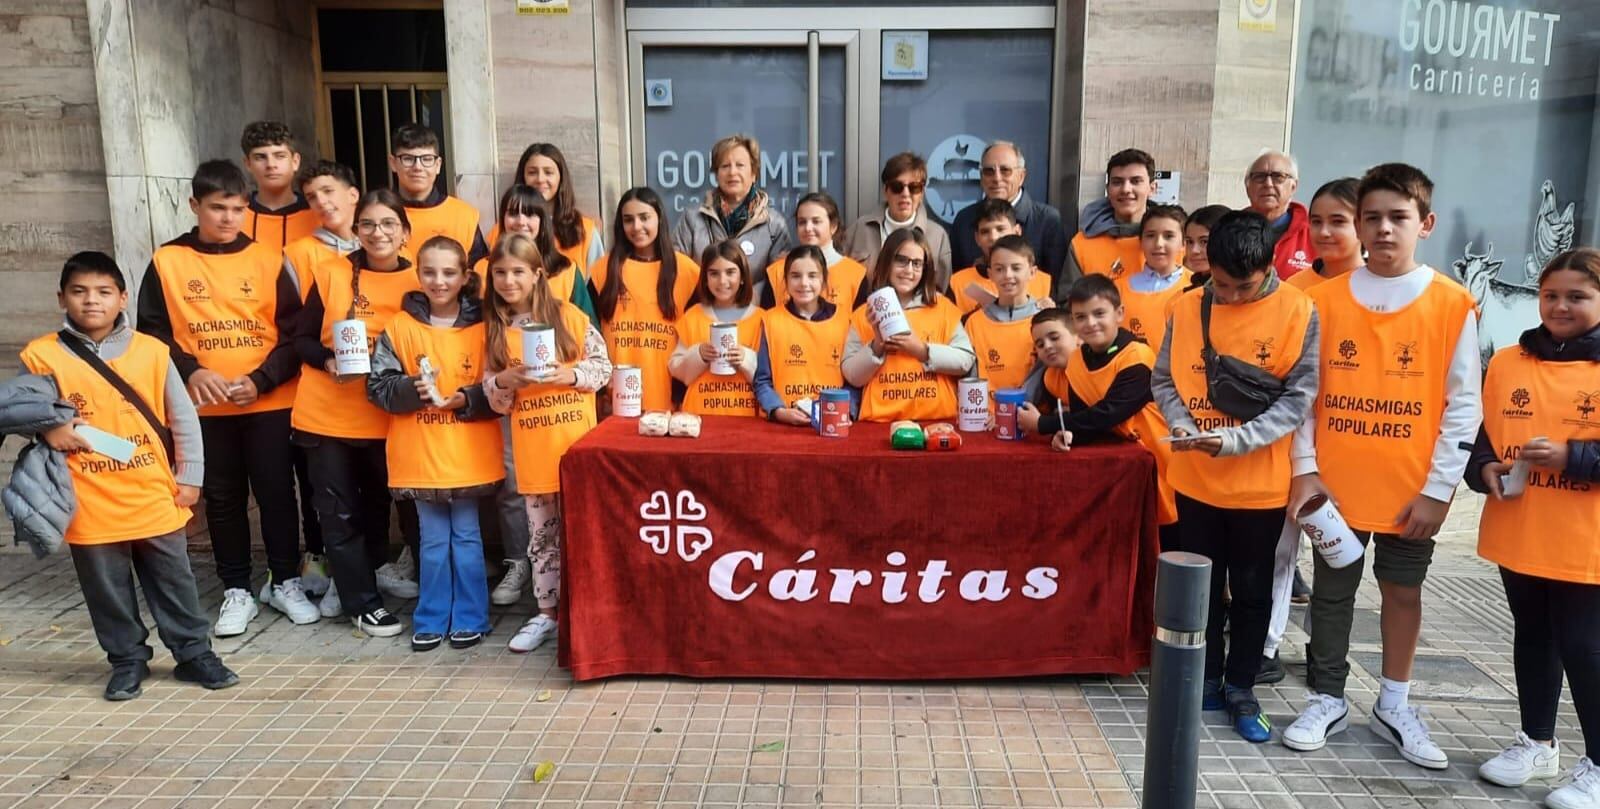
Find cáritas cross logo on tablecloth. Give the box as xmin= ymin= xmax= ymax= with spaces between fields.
xmin=638 ymin=489 xmax=713 ymax=562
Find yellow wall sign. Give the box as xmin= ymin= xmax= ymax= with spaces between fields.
xmin=518 ymin=0 xmax=570 ymax=15
xmin=1238 ymin=0 xmax=1276 ymax=32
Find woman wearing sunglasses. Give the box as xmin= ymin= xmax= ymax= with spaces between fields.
xmin=841 ymin=152 xmax=953 ymax=296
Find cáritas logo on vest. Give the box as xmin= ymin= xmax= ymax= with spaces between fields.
xmin=183 ymin=278 xmax=209 ymax=303
xmin=1386 ymin=342 xmax=1422 ymax=378
xmin=986 ymin=348 xmax=1002 ymax=367
xmin=1503 ymin=388 xmax=1534 ymax=420
xmin=1129 ymin=317 xmax=1144 ymax=338
xmin=784 ymin=343 xmax=808 ymax=368
xmin=636 ymin=489 xmax=1062 ymax=606
xmin=67 ymin=392 xmax=91 ymax=418
xmin=352 ymin=293 xmax=373 ymax=317
xmin=1329 ymin=339 xmax=1360 ymax=371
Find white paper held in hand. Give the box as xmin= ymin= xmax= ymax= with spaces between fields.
xmin=74 ymin=424 xmax=136 ymax=464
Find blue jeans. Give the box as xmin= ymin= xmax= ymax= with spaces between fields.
xmin=412 ymin=498 xmax=490 ymax=635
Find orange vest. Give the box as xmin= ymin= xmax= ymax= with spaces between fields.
xmin=1115 ymin=268 xmax=1191 ymax=351
xmin=853 ymin=297 xmax=964 ymax=422
xmin=149 ymin=240 xmax=297 ymax=416
xmin=244 ymin=203 xmax=319 ymax=250
xmin=1309 ymin=274 xmax=1476 ymax=532
xmin=473 ymin=256 xmax=579 ymax=306
xmin=20 ymin=333 xmax=190 ymax=544
xmin=402 ymin=196 xmax=483 ymax=263
xmin=964 ymin=309 xmax=1036 ymax=415
xmin=1479 ymin=347 xmax=1600 ymax=583
xmin=1072 ymin=232 xmax=1145 ymax=279
xmin=676 ymin=304 xmax=762 ymax=417
xmin=1043 ymin=366 xmax=1070 ymax=402
xmin=507 ymin=301 xmax=597 ymax=495
xmin=489 ymin=215 xmax=600 ymax=278
xmin=948 ymin=266 xmax=1052 ymax=314
xmin=291 ymin=258 xmax=421 ymax=439
xmin=1287 ymin=267 xmax=1341 ymax=291
xmin=380 ymin=316 xmax=504 ymax=490
xmin=765 ymin=255 xmax=868 ymax=309
xmin=589 ymin=252 xmax=702 ymax=412
xmin=762 ymin=305 xmax=850 ymax=406
xmin=1067 ymin=341 xmax=1177 ymax=524
xmin=283 ymin=235 xmax=348 ymax=302
xmin=1165 ymin=285 xmax=1312 ymax=509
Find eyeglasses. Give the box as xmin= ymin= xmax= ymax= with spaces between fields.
xmin=393 ymin=153 xmax=441 ymax=168
xmin=1247 ymin=171 xmax=1296 ymax=185
xmin=981 ymin=165 xmax=1021 ymax=178
xmin=886 ymin=180 xmax=926 ymax=195
xmin=892 ymin=254 xmax=925 ymax=271
xmin=356 ymin=219 xmax=403 ymax=235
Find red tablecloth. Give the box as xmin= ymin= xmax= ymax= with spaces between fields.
xmin=557 ymin=416 xmax=1158 ymax=681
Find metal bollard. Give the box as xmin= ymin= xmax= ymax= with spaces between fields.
xmin=1141 ymin=551 xmax=1212 ymax=809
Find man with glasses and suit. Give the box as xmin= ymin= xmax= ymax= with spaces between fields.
xmin=949 ymin=141 xmax=1067 ymax=286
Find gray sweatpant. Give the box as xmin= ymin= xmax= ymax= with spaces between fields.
xmin=68 ymin=529 xmax=213 ymax=669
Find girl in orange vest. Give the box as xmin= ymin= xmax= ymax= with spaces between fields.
xmin=1179 ymin=204 xmax=1232 ymax=294
xmin=367 ymin=236 xmax=502 ymax=652
xmin=755 ymin=245 xmax=853 ymax=426
xmin=842 ymin=227 xmax=975 ymax=422
xmin=482 ymin=234 xmax=612 ymax=653
xmin=292 ymin=188 xmax=425 ymax=638
xmin=480 ymin=185 xmax=598 ymax=327
xmin=1288 ymin=178 xmax=1362 ymax=291
xmin=761 ymin=193 xmax=867 ymax=310
xmin=509 ymin=143 xmax=606 ymax=272
xmin=670 ymin=241 xmax=762 ymax=417
xmin=589 ymin=187 xmax=701 ymax=413
xmin=1467 ymin=248 xmax=1600 ymax=798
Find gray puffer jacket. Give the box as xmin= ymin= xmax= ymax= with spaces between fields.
xmin=0 ymin=374 xmax=77 ymax=557
xmin=671 ymin=188 xmax=795 ymax=281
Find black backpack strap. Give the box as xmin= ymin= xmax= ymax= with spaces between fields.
xmin=56 ymin=330 xmax=176 ymax=464
xmin=1199 ymin=288 xmax=1216 ymax=359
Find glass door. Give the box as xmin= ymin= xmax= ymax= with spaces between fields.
xmin=629 ymin=31 xmax=860 ymax=219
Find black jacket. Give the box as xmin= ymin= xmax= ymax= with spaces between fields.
xmin=1027 ymin=328 xmax=1154 ymax=438
xmin=950 ymin=189 xmax=1068 ymax=281
xmin=1465 ymin=323 xmax=1600 ymax=493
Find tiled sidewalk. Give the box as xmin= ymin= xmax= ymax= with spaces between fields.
xmin=0 ymin=488 xmax=1575 ymax=808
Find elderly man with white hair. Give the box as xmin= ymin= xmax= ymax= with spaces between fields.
xmin=949 ymin=141 xmax=1068 ymax=282
xmin=1245 ymin=150 xmax=1316 ymax=279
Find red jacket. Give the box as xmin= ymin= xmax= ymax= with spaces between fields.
xmin=1269 ymin=201 xmax=1315 ymax=279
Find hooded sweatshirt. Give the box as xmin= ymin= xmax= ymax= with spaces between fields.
xmin=1059 ymin=198 xmax=1144 ymax=298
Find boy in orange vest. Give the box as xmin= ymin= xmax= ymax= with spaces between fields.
xmin=1152 ymin=210 xmax=1319 ymax=743
xmin=948 ymin=200 xmax=1051 ymax=313
xmin=1116 ymin=204 xmax=1192 ymax=351
xmin=240 ymin=121 xmax=318 ymax=250
xmin=1282 ymin=164 xmax=1481 ymax=769
xmin=137 ymin=160 xmax=310 ymax=636
xmin=1020 ymin=275 xmax=1179 ymax=549
xmin=1059 ymin=148 xmax=1157 ymax=294
xmin=390 ymin=124 xmax=487 ymax=267
xmin=964 ymin=235 xmax=1047 ymax=406
xmin=23 ymin=251 xmax=238 ymax=699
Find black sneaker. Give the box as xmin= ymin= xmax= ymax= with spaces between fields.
xmin=174 ymin=652 xmax=239 ymax=690
xmin=448 ymin=630 xmax=483 ymax=649
xmin=352 ymin=608 xmax=403 ymax=638
xmin=411 ymin=632 xmax=443 ymax=652
xmin=1256 ymin=652 xmax=1286 ymax=684
xmin=105 ymin=662 xmax=149 ymax=701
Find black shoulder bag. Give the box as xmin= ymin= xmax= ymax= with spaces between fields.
xmin=1199 ymin=290 xmax=1286 ymax=422
xmin=57 ymin=331 xmax=176 ymax=464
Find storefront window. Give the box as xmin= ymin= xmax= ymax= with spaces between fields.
xmin=878 ymin=30 xmax=1054 ymax=228
xmin=1291 ymin=0 xmax=1600 ymax=362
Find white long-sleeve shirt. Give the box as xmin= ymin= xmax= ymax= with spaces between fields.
xmin=1290 ymin=265 xmax=1482 ymax=502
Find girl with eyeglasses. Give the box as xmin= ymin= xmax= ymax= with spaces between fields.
xmin=841 ymin=227 xmax=975 ymax=422
xmin=290 ymin=188 xmax=423 ymax=639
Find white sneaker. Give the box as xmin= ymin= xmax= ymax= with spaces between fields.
xmin=267 ymin=578 xmax=320 ymax=625
xmin=1548 ymin=757 xmax=1600 ymax=809
xmin=1372 ymin=703 xmax=1449 ymax=770
xmin=319 ymin=579 xmax=343 ymax=619
xmin=492 ymin=559 xmax=531 ymax=606
xmin=1480 ymin=731 xmax=1559 ymax=787
xmin=299 ymin=553 xmax=331 ymax=596
xmin=376 ymin=561 xmax=419 ymax=600
xmin=507 ymin=614 xmax=557 ymax=653
xmin=214 ymin=588 xmax=259 ymax=637
xmin=1282 ymin=692 xmax=1349 ymax=751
